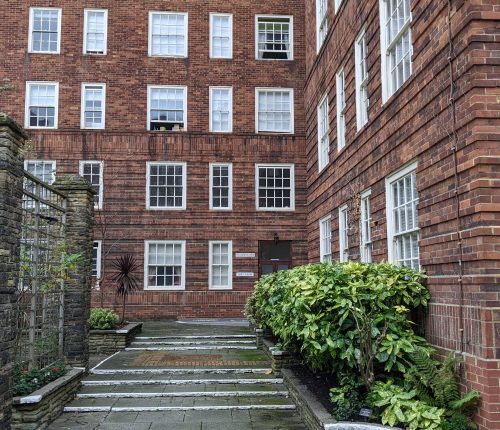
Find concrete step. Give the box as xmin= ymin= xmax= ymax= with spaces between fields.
xmin=77 ymin=382 xmax=289 ymax=398
xmin=135 ymin=335 xmax=256 ymax=340
xmin=131 ymin=340 xmax=256 ymax=346
xmin=90 ymin=367 xmax=273 ymax=375
xmin=64 ymin=395 xmax=296 ymax=412
xmin=125 ymin=345 xmax=258 ymax=351
xmin=83 ymin=372 xmax=283 ymax=385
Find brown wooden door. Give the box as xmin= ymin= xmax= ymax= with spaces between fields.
xmin=258 ymin=241 xmax=292 ymax=277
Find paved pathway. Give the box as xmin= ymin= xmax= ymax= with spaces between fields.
xmin=49 ymin=320 xmax=307 ymax=429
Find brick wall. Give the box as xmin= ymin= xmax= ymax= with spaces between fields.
xmin=0 ymin=1 xmax=308 ymax=319
xmin=304 ymin=0 xmax=499 ymax=428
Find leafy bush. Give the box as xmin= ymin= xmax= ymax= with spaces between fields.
xmin=245 ymin=262 xmax=430 ymax=380
xmin=89 ymin=307 xmax=119 ymax=330
xmin=14 ymin=361 xmax=66 ymax=396
xmin=329 ymin=373 xmax=364 ymax=421
xmin=368 ymin=380 xmax=445 ymax=430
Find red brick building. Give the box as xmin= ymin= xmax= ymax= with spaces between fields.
xmin=1 ymin=1 xmax=499 ymax=427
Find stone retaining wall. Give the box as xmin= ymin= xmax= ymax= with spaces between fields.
xmin=89 ymin=322 xmax=142 ymax=354
xmin=12 ymin=368 xmax=83 ymax=430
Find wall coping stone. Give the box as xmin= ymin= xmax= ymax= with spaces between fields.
xmin=52 ymin=174 xmax=97 ymax=193
xmin=13 ymin=368 xmax=83 ymax=405
xmin=0 ymin=112 xmax=28 ymax=139
xmin=90 ymin=322 xmax=143 ymax=335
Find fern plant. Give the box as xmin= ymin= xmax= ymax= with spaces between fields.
xmin=405 ymin=348 xmax=480 ymax=425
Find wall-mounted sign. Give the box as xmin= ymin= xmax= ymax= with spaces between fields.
xmin=235 ymin=253 xmax=256 ymax=258
xmin=236 ymin=272 xmax=255 ymax=278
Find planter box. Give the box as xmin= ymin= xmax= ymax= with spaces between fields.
xmin=260 ymin=335 xmax=396 ymax=430
xmin=89 ymin=322 xmax=142 ymax=354
xmin=12 ymin=368 xmax=84 ymax=430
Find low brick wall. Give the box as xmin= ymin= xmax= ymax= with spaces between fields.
xmin=89 ymin=322 xmax=142 ymax=354
xmin=12 ymin=368 xmax=83 ymax=430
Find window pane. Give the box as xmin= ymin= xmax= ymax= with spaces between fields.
xmin=257 ymin=90 xmax=292 ymax=133
xmin=257 ymin=17 xmax=291 ymax=60
xmin=257 ymin=166 xmax=293 ymax=209
xmin=151 ymin=13 xmax=186 ymax=56
xmin=31 ymin=9 xmax=59 ymax=53
xmin=149 ymin=164 xmax=184 ymax=208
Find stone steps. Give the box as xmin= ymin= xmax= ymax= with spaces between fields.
xmin=77 ymin=382 xmax=289 ymax=399
xmin=83 ymin=373 xmax=283 ymax=385
xmin=56 ymin=325 xmax=305 ymax=427
xmin=64 ymin=394 xmax=296 ymax=412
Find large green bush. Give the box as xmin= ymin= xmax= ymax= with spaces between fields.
xmin=245 ymin=262 xmax=431 ymax=379
xmin=89 ymin=307 xmax=119 ymax=330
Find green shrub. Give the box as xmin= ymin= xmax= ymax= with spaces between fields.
xmin=368 ymin=380 xmax=445 ymax=430
xmin=14 ymin=361 xmax=66 ymax=396
xmin=89 ymin=307 xmax=119 ymax=330
xmin=245 ymin=262 xmax=430 ymax=378
xmin=329 ymin=374 xmax=364 ymax=421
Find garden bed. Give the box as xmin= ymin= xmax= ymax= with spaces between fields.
xmin=12 ymin=368 xmax=83 ymax=430
xmin=89 ymin=322 xmax=142 ymax=354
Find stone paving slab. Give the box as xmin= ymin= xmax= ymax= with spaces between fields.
xmin=84 ymin=372 xmax=279 ymax=383
xmin=138 ymin=321 xmax=253 ymax=338
xmin=49 ymin=410 xmax=307 ymax=429
xmin=93 ymin=349 xmax=270 ymax=370
xmin=79 ymin=382 xmax=288 ymax=396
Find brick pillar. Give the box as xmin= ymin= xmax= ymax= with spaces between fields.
xmin=53 ymin=175 xmax=95 ymax=370
xmin=0 ymin=113 xmax=27 ymax=429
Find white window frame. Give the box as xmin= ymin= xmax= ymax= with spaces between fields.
xmin=209 ymin=163 xmax=233 ymax=211
xmin=79 ymin=160 xmax=104 ymax=210
xmin=360 ymin=188 xmax=372 ymax=263
xmin=336 ymin=68 xmax=346 ymax=151
xmin=144 ymin=240 xmax=186 ymax=291
xmin=317 ymin=93 xmax=329 ymax=171
xmin=146 ymin=161 xmax=187 ymax=210
xmin=24 ymin=160 xmax=57 ymax=184
xmin=28 ymin=7 xmax=62 ymax=54
xmin=339 ymin=204 xmax=349 ymax=262
xmin=385 ymin=160 xmax=420 ymax=269
xmin=319 ymin=215 xmax=332 ymax=263
xmin=334 ymin=0 xmax=344 ymax=12
xmin=316 ymin=0 xmax=328 ymax=53
xmin=209 ymin=86 xmax=233 ymax=133
xmin=209 ymin=241 xmax=233 ymax=290
xmin=355 ymin=28 xmax=369 ymax=130
xmin=25 ymin=81 xmax=59 ymax=129
xmin=209 ymin=13 xmax=233 ymax=59
xmin=147 ymin=85 xmax=188 ymax=131
xmin=80 ymin=83 xmax=106 ymax=129
xmin=379 ymin=0 xmax=412 ymax=103
xmin=255 ymin=15 xmax=294 ymax=61
xmin=255 ymin=88 xmax=294 ymax=134
xmin=92 ymin=240 xmax=102 ymax=286
xmin=255 ymin=163 xmax=295 ymax=212
xmin=83 ymin=9 xmax=108 ymax=55
xmin=148 ymin=11 xmax=188 ymax=58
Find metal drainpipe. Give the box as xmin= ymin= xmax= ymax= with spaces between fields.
xmin=446 ymin=0 xmax=465 ymax=355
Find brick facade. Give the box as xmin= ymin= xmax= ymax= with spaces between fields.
xmin=1 ymin=0 xmax=499 ymax=427
xmin=303 ymin=0 xmax=499 ymax=428
xmin=0 ymin=0 xmax=308 ymax=319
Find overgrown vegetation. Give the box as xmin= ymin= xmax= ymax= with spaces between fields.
xmin=245 ymin=262 xmax=480 ymax=429
xmin=89 ymin=308 xmax=120 ymax=330
xmin=14 ymin=361 xmax=65 ymax=396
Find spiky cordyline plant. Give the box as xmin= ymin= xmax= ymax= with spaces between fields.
xmin=111 ymin=254 xmax=140 ymax=323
